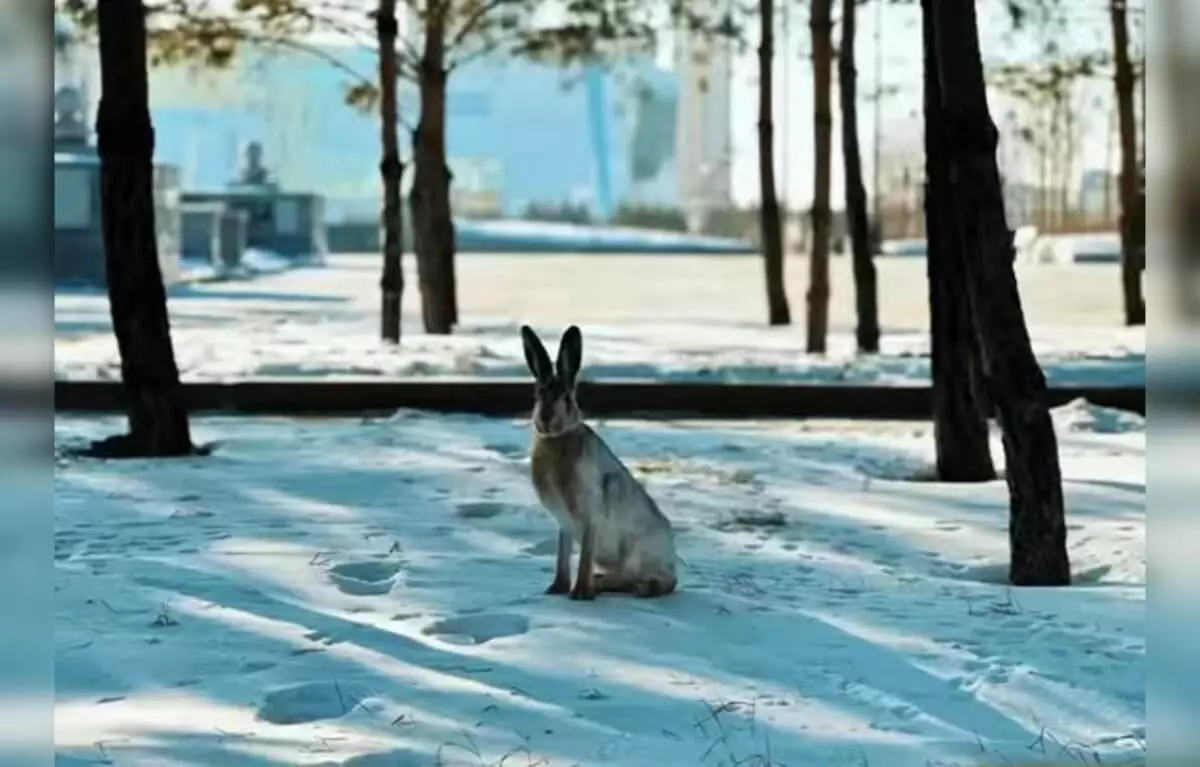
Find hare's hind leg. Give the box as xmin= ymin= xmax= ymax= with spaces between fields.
xmin=545 ymin=530 xmax=572 ymax=595
xmin=594 ymin=571 xmax=635 ymax=593
xmin=633 ymin=574 xmax=677 ymax=598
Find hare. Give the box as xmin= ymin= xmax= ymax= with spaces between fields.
xmin=520 ymin=325 xmax=678 ymax=600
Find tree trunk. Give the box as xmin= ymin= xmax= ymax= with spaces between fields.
xmin=377 ymin=0 xmax=404 ymax=344
xmin=839 ymin=0 xmax=879 ymax=353
xmin=1048 ymin=94 xmax=1062 ymax=230
xmin=410 ymin=5 xmax=456 ymax=335
xmin=927 ymin=0 xmax=1070 ymax=586
xmin=921 ymin=0 xmax=995 ymax=483
xmin=92 ymin=0 xmax=193 ymax=458
xmin=1109 ymin=0 xmax=1145 ymax=326
xmin=1105 ymin=102 xmax=1116 ymax=224
xmin=757 ymin=0 xmax=791 ymax=326
xmin=807 ymin=0 xmax=834 ymax=353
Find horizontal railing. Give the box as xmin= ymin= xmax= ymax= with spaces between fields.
xmin=52 ymin=379 xmax=1146 ymax=420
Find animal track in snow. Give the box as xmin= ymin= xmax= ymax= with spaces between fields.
xmin=327 ymin=561 xmax=402 ymax=596
xmin=455 ymin=500 xmax=508 ymax=519
xmin=256 ymin=680 xmax=369 ymax=724
xmin=311 ymin=748 xmax=427 ymax=767
xmin=484 ymin=442 xmax=525 ymax=459
xmin=421 ymin=612 xmax=530 ymax=646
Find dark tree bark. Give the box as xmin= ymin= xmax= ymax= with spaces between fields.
xmin=377 ymin=0 xmax=405 ymax=344
xmin=1109 ymin=0 xmax=1145 ymax=326
xmin=926 ymin=0 xmax=1070 ymax=586
xmin=410 ymin=3 xmax=456 ymax=335
xmin=838 ymin=0 xmax=880 ymax=353
xmin=807 ymin=0 xmax=834 ymax=353
xmin=757 ymin=0 xmax=791 ymax=326
xmin=91 ymin=0 xmax=194 ymax=458
xmin=921 ymin=1 xmax=995 ymax=483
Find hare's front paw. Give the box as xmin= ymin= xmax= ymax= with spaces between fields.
xmin=545 ymin=576 xmax=570 ymax=595
xmin=569 ymin=583 xmax=596 ymax=601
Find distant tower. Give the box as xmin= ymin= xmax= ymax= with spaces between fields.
xmin=674 ymin=0 xmax=734 ymax=233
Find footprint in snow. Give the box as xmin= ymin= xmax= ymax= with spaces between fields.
xmin=256 ymin=680 xmax=370 ymax=725
xmin=421 ymin=613 xmax=530 ymax=646
xmin=484 ymin=442 xmax=525 ymax=459
xmin=327 ymin=561 xmax=403 ymax=596
xmin=455 ymin=500 xmax=508 ymax=520
xmin=310 ymin=748 xmax=427 ymax=767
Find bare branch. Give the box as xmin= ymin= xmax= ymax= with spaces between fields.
xmin=447 ymin=0 xmax=512 ymax=50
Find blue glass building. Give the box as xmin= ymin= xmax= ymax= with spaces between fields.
xmin=146 ymin=45 xmax=680 ymax=222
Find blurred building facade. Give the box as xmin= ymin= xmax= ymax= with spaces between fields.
xmin=1078 ymin=168 xmax=1118 ymax=220
xmin=673 ymin=0 xmax=735 ymax=233
xmin=133 ymin=43 xmax=684 ymax=223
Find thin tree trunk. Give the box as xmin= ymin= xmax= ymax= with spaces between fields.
xmin=758 ymin=0 xmax=791 ymax=326
xmin=377 ymin=0 xmax=404 ymax=344
xmin=921 ymin=0 xmax=995 ymax=483
xmin=1105 ymin=101 xmax=1115 ymax=223
xmin=410 ymin=3 xmax=455 ymax=335
xmin=92 ymin=0 xmax=193 ymax=458
xmin=1109 ymin=0 xmax=1145 ymax=326
xmin=1049 ymin=93 xmax=1062 ymax=230
xmin=807 ymin=0 xmax=834 ymax=353
xmin=928 ymin=0 xmax=1070 ymax=586
xmin=871 ymin=0 xmax=883 ymax=249
xmin=839 ymin=0 xmax=879 ymax=353
xmin=1063 ymin=91 xmax=1079 ymax=228
xmin=1036 ymin=140 xmax=1044 ymax=230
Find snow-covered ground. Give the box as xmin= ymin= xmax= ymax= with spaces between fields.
xmin=55 ymin=254 xmax=1145 ymax=386
xmin=178 ymin=249 xmax=298 ymax=284
xmin=53 ymin=400 xmax=1145 ymax=767
xmin=1021 ymin=232 xmax=1122 ymax=265
xmin=452 ymin=220 xmax=753 ymax=254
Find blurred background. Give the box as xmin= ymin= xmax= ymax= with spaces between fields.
xmin=45 ymin=0 xmax=1151 ymax=386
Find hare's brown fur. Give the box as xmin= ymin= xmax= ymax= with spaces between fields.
xmin=530 ymin=429 xmax=589 ymax=531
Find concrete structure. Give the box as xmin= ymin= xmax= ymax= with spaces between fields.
xmin=55 ymin=152 xmax=183 ymax=287
xmin=181 ymin=202 xmax=248 ymax=271
xmin=53 ymin=13 xmax=182 ymax=287
xmin=180 ymin=189 xmax=326 ymax=263
xmin=176 ymin=140 xmax=327 ymax=264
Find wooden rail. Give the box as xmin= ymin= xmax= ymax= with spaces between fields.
xmin=53 ymin=379 xmax=1146 ymax=419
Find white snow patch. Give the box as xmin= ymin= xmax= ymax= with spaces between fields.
xmin=256 ymin=680 xmax=372 ymax=724
xmin=54 ymin=412 xmax=1144 ymax=766
xmin=1053 ymin=397 xmax=1145 ymax=434
xmin=421 ymin=613 xmax=531 ymax=646
xmin=55 ymin=254 xmax=1146 ymax=387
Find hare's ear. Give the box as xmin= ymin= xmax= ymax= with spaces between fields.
xmin=520 ymin=325 xmax=553 ymax=383
xmin=556 ymin=325 xmax=582 ymax=388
